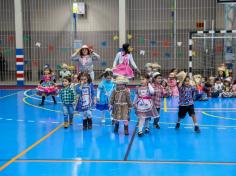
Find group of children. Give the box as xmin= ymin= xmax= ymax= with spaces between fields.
xmin=39 ymin=43 xmax=236 ymax=136
xmin=36 ymin=64 xmax=201 ymax=136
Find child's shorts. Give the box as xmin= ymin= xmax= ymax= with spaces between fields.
xmin=178 ymin=105 xmax=195 ymax=119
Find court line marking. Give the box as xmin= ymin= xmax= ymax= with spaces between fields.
xmin=23 ymin=95 xmax=62 ymax=113
xmin=164 ymin=98 xmax=167 ymax=112
xmin=124 ymin=122 xmax=138 ymax=160
xmin=24 ymin=89 xmax=62 ymax=104
xmin=0 ymin=123 xmax=63 ymax=171
xmin=22 ymin=90 xmax=236 ymax=129
xmin=13 ymin=159 xmax=236 ymax=165
xmin=25 ymin=89 xmax=236 ymax=111
xmin=202 ymin=111 xmax=236 ymax=121
xmin=0 ymin=92 xmax=19 ymax=100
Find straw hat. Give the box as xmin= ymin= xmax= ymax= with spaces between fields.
xmin=193 ymin=74 xmax=202 ymax=84
xmin=152 ymin=72 xmax=161 ymax=78
xmin=145 ymin=63 xmax=153 ymax=68
xmin=113 ymin=76 xmax=129 ymax=84
xmin=218 ymin=66 xmax=225 ymax=72
xmin=169 ymin=72 xmax=176 ymax=78
xmin=105 ymin=68 xmax=112 ymax=72
xmin=176 ymin=71 xmax=187 ymax=82
xmin=78 ymin=45 xmax=91 ymax=55
xmin=61 ymin=63 xmax=68 ymax=69
xmin=151 ymin=62 xmax=161 ymax=69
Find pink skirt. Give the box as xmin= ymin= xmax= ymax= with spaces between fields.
xmin=112 ymin=63 xmax=134 ymax=78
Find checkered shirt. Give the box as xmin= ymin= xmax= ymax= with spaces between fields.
xmin=59 ymin=86 xmax=75 ymax=105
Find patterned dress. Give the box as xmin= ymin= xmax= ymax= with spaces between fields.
xmin=37 ymin=75 xmax=58 ymax=96
xmin=75 ymin=83 xmax=95 ymax=112
xmin=110 ymin=87 xmax=132 ymax=120
xmin=134 ymin=84 xmax=158 ymax=119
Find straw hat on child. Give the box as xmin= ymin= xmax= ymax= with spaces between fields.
xmin=176 ymin=71 xmax=187 ymax=82
xmin=113 ymin=76 xmax=129 ymax=84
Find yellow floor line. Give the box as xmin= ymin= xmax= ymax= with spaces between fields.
xmin=164 ymin=98 xmax=167 ymax=112
xmin=23 ymin=96 xmax=62 ymax=113
xmin=202 ymin=111 xmax=236 ymax=121
xmin=0 ymin=123 xmax=63 ymax=171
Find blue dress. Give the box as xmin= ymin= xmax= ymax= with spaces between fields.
xmin=75 ymin=83 xmax=95 ymax=111
xmin=96 ymin=79 xmax=115 ymax=111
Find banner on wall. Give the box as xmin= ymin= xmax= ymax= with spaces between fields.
xmin=225 ymin=46 xmax=235 ymax=61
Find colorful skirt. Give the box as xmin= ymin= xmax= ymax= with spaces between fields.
xmin=37 ymin=84 xmax=58 ymax=96
xmin=112 ymin=63 xmax=134 ymax=79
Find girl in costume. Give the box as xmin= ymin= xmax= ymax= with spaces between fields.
xmin=112 ymin=43 xmax=141 ymax=79
xmin=152 ymin=72 xmax=165 ymax=129
xmin=71 ymin=45 xmax=100 ymax=80
xmin=37 ymin=65 xmax=58 ymax=106
xmin=134 ymin=73 xmax=158 ymax=137
xmin=168 ymin=72 xmax=179 ymax=97
xmin=96 ymin=68 xmax=115 ymax=123
xmin=75 ymin=72 xmax=96 ymax=130
xmin=110 ymin=76 xmax=132 ymax=135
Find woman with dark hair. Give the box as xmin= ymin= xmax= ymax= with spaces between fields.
xmin=112 ymin=43 xmax=140 ymax=79
xmin=70 ymin=45 xmax=100 ymax=80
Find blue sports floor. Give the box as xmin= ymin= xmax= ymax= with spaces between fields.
xmin=0 ymin=89 xmax=236 ymax=176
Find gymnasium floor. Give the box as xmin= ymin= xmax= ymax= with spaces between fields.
xmin=0 ymin=89 xmax=236 ymax=176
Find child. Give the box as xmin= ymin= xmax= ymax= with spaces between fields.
xmin=76 ymin=72 xmax=96 ymax=130
xmin=152 ymin=72 xmax=164 ymax=129
xmin=222 ymin=78 xmax=234 ymax=98
xmin=193 ymin=74 xmax=208 ymax=101
xmin=110 ymin=76 xmax=132 ymax=135
xmin=161 ymin=79 xmax=171 ymax=98
xmin=145 ymin=63 xmax=153 ymax=77
xmin=59 ymin=77 xmax=75 ymax=128
xmin=71 ymin=45 xmax=100 ymax=80
xmin=134 ymin=73 xmax=158 ymax=137
xmin=59 ymin=63 xmax=72 ymax=80
xmin=212 ymin=78 xmax=224 ymax=98
xmin=112 ymin=43 xmax=141 ymax=79
xmin=96 ymin=68 xmax=115 ymax=123
xmin=168 ymin=72 xmax=179 ymax=97
xmin=37 ymin=65 xmax=58 ymax=106
xmin=175 ymin=72 xmax=200 ymax=133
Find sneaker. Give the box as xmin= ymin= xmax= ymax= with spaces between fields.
xmin=194 ymin=125 xmax=200 ymax=133
xmin=64 ymin=122 xmax=69 ymax=128
xmin=153 ymin=118 xmax=160 ymax=129
xmin=39 ymin=103 xmax=44 ymax=106
xmin=138 ymin=131 xmax=143 ymax=137
xmin=145 ymin=127 xmax=150 ymax=133
xmin=175 ymin=122 xmax=180 ymax=130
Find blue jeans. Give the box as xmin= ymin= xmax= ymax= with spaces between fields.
xmin=62 ymin=104 xmax=74 ymax=122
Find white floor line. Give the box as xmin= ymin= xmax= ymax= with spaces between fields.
xmin=27 ymin=120 xmax=35 ymax=123
xmin=217 ymin=128 xmax=226 ymax=130
xmin=17 ymin=119 xmax=24 ymax=122
xmin=6 ymin=119 xmax=13 ymax=121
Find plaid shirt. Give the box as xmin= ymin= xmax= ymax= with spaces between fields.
xmin=59 ymin=86 xmax=75 ymax=105
xmin=152 ymin=83 xmax=163 ymax=108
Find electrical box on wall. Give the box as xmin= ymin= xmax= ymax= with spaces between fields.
xmin=73 ymin=2 xmax=86 ymax=15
